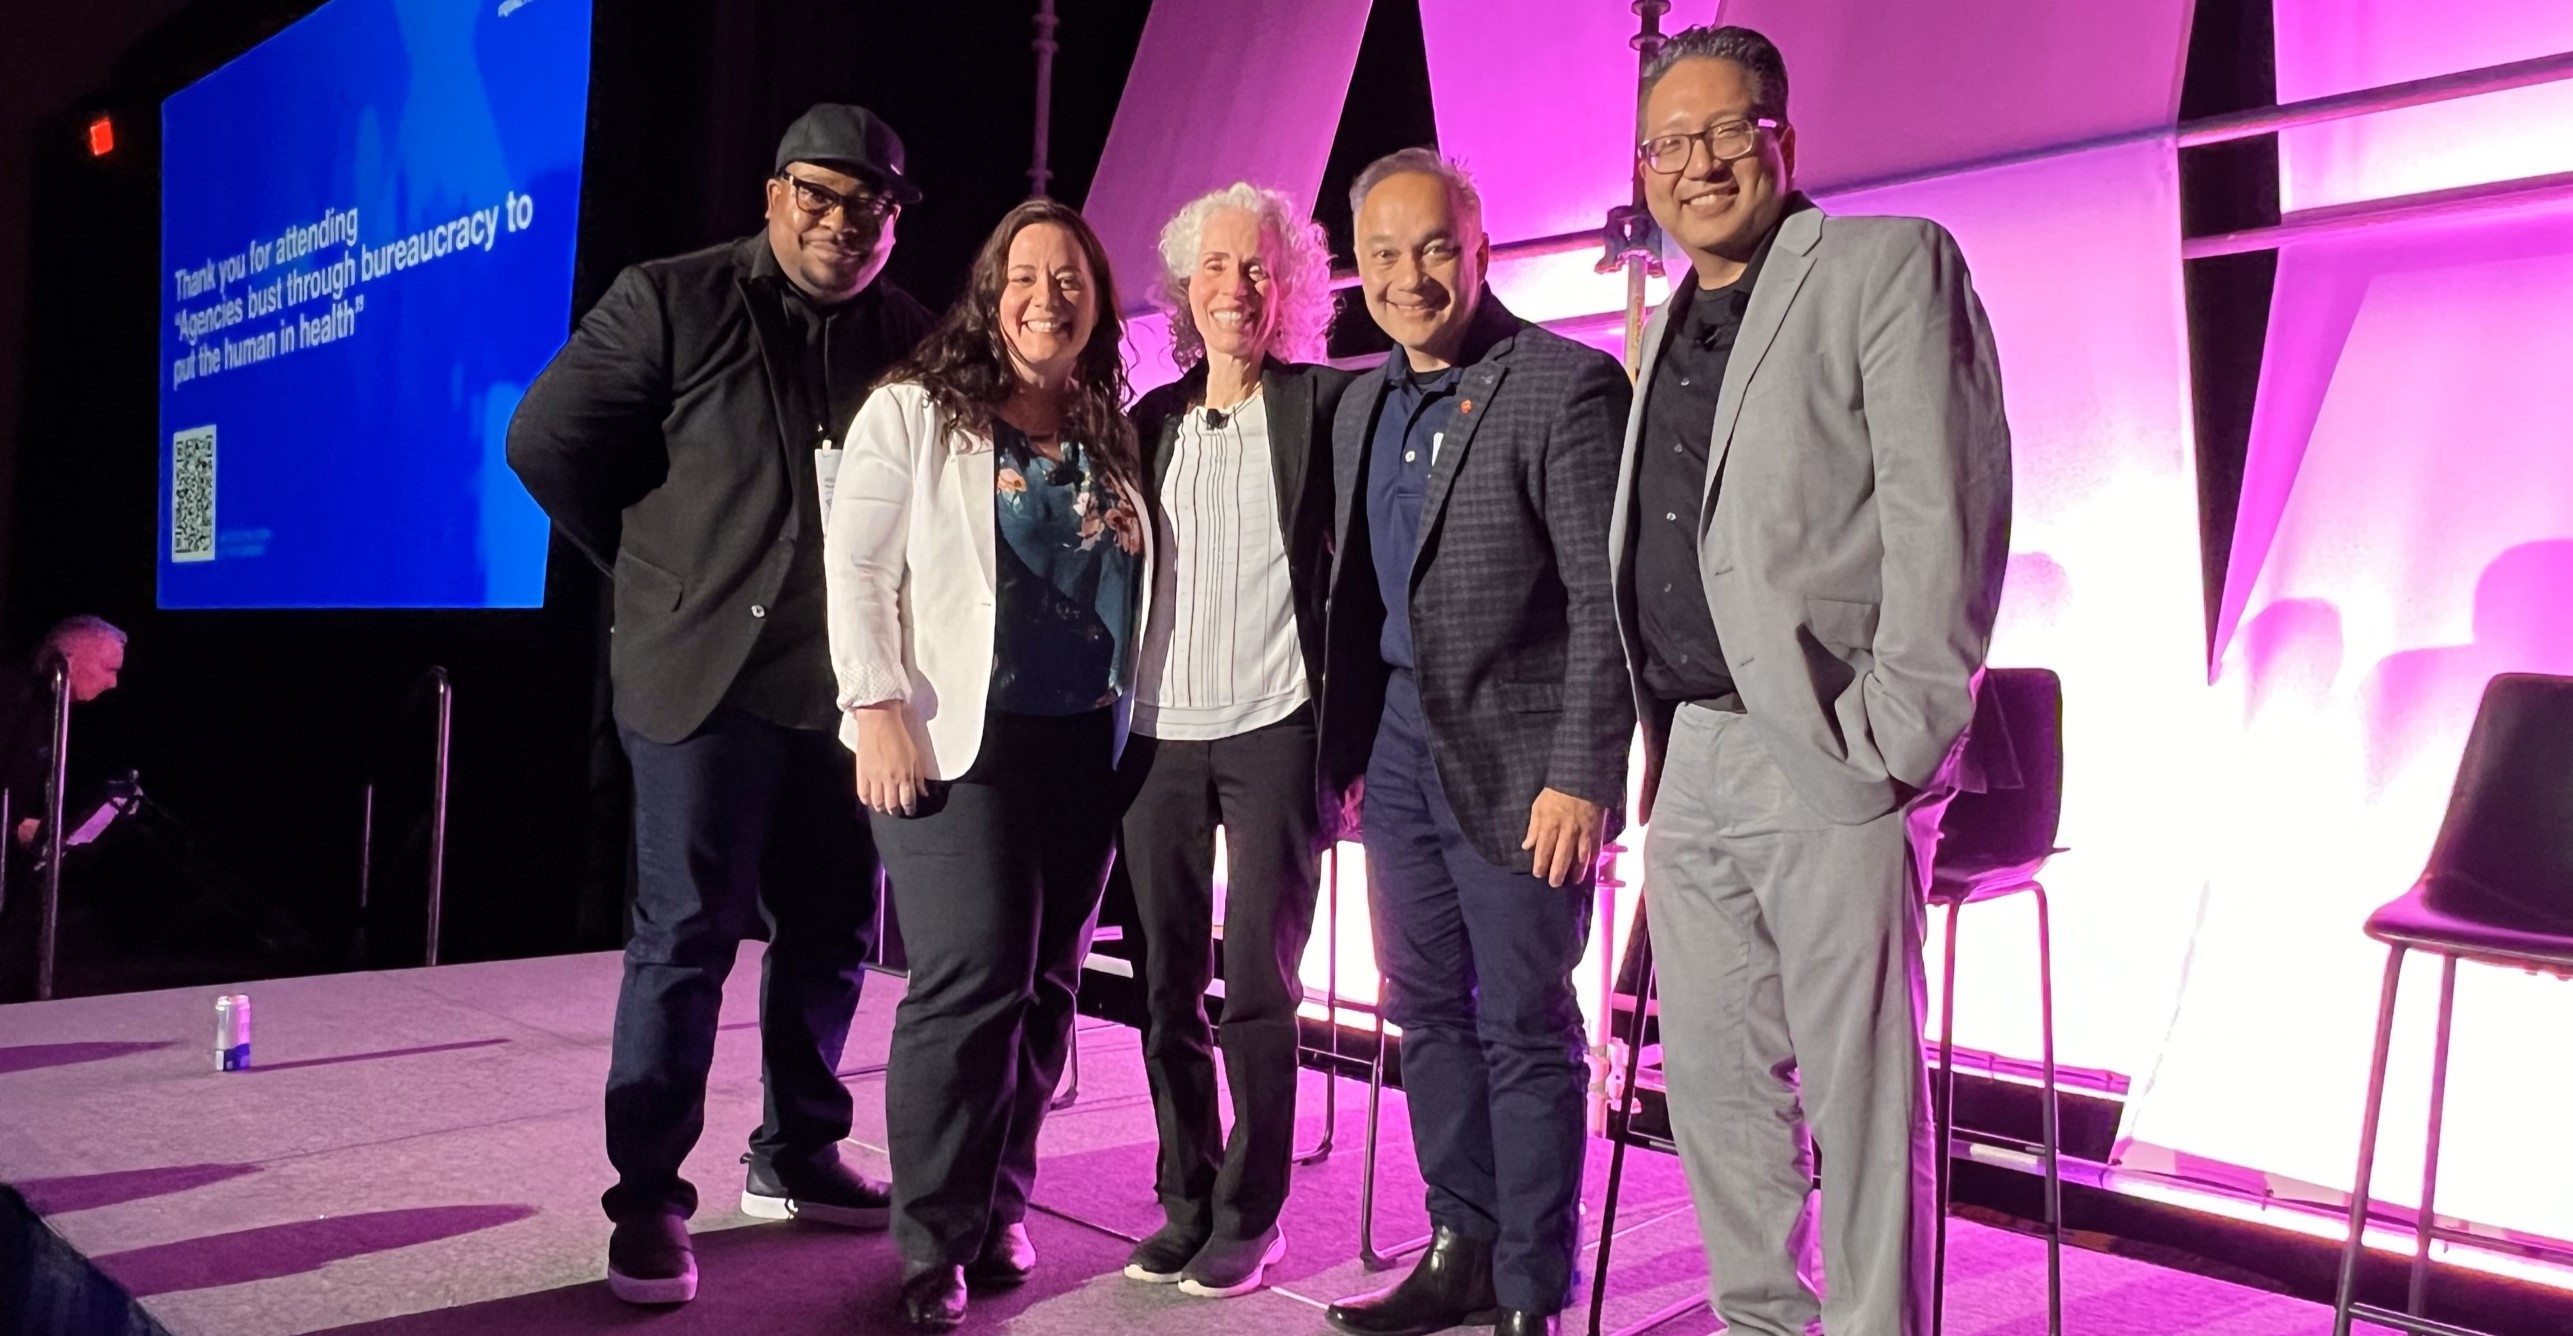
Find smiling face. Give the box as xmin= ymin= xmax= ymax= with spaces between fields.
xmin=1640 ymin=56 xmax=1796 ymax=283
xmin=998 ymin=220 xmax=1100 ymax=386
xmin=1187 ymin=206 xmax=1283 ymax=367
xmin=764 ymin=161 xmax=898 ymax=302
xmin=1355 ymin=170 xmax=1488 ymax=369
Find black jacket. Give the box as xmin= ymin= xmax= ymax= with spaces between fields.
xmin=506 ymin=236 xmax=934 ymax=743
xmin=1318 ymin=297 xmax=1636 ymax=870
xmin=1130 ymin=358 xmax=1355 ymax=842
xmin=0 ymin=663 xmax=49 ymax=826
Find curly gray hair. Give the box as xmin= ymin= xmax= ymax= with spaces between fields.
xmin=1154 ymin=182 xmax=1335 ymax=369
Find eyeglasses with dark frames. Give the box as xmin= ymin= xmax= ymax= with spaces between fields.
xmin=777 ymin=174 xmax=896 ymax=227
xmin=1638 ymin=117 xmax=1783 ymax=175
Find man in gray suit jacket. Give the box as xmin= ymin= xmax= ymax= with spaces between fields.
xmin=1613 ymin=27 xmax=2011 ymax=1336
xmin=1319 ymin=151 xmax=1632 ymax=1336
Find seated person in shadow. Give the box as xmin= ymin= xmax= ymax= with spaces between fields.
xmin=2361 ymin=540 xmax=2573 ymax=794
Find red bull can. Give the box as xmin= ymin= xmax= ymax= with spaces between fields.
xmin=215 ymin=993 xmax=252 ymax=1071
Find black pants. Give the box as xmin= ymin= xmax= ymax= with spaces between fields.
xmin=1118 ymin=707 xmax=1323 ymax=1242
xmin=1363 ymin=672 xmax=1593 ymax=1314
xmin=874 ymin=708 xmax=1120 ymax=1271
xmin=604 ymin=706 xmax=879 ymax=1222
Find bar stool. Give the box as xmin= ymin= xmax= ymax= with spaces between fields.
xmin=1928 ymin=667 xmax=2066 ymax=1336
xmin=2334 ymin=672 xmax=2573 ymax=1336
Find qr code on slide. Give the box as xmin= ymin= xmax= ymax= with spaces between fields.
xmin=171 ymin=424 xmax=217 ymax=563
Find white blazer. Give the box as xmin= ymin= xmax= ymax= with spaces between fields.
xmin=824 ymin=379 xmax=1153 ymax=779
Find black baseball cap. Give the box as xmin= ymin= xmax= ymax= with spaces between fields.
xmin=774 ymin=104 xmax=921 ymax=205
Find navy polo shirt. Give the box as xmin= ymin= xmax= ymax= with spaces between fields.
xmin=1366 ymin=352 xmax=1465 ymax=672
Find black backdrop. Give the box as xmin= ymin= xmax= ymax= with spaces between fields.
xmin=2 ymin=0 xmax=1176 ymax=978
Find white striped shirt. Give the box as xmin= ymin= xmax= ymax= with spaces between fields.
xmin=1132 ymin=395 xmax=1308 ymax=740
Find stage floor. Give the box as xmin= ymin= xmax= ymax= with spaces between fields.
xmin=0 ymin=948 xmax=2391 ymax=1335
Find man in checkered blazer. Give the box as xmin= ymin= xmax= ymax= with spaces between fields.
xmin=1317 ymin=149 xmax=1634 ymax=1336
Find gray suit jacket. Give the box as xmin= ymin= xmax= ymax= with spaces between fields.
xmin=1320 ymin=297 xmax=1635 ymax=870
xmin=1613 ymin=204 xmax=2012 ymax=826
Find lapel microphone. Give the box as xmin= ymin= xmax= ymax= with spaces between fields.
xmin=1204 ymin=407 xmax=1228 ymax=429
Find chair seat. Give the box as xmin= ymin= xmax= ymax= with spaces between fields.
xmin=2366 ymin=877 xmax=2573 ymax=973
xmin=1929 ymin=850 xmax=2063 ymax=907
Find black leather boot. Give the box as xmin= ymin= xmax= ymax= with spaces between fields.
xmin=1495 ymin=1310 xmax=1560 ymax=1336
xmin=898 ymin=1265 xmax=967 ymax=1330
xmin=1323 ymin=1225 xmax=1502 ymax=1336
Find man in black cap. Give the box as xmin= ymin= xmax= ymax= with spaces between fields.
xmin=509 ymin=103 xmax=935 ymax=1306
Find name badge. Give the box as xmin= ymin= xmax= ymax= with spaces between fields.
xmin=815 ymin=444 xmax=843 ymax=525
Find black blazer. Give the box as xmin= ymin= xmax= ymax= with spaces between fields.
xmin=1130 ymin=358 xmax=1355 ymax=842
xmin=1317 ymin=296 xmax=1636 ymax=870
xmin=506 ymin=236 xmax=935 ymax=744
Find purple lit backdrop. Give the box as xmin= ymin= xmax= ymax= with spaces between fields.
xmin=1714 ymin=0 xmax=2193 ymax=189
xmin=2276 ymin=0 xmax=2573 ymax=211
xmin=1819 ymin=138 xmax=2212 ymax=1087
xmin=2126 ymin=203 xmax=2573 ymax=1241
xmin=1083 ymin=0 xmax=1372 ymax=393
xmin=1083 ymin=0 xmax=2573 ymax=1249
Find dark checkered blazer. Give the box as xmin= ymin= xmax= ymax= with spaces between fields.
xmin=1317 ymin=295 xmax=1635 ymax=871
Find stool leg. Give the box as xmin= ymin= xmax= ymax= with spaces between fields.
xmin=2033 ymin=884 xmax=2062 ymax=1336
xmin=1933 ymin=898 xmax=1963 ymax=1336
xmin=2409 ymin=955 xmax=2458 ymax=1318
xmin=1298 ymin=846 xmax=1340 ymax=1166
xmin=2335 ymin=946 xmax=2408 ymax=1336
xmin=1358 ymin=1012 xmax=1430 ymax=1270
xmin=1588 ymin=950 xmax=1658 ymax=1336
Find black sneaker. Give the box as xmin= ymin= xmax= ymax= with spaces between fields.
xmin=1122 ymin=1217 xmax=1209 ymax=1284
xmin=606 ymin=1213 xmax=696 ymax=1305
xmin=1178 ymin=1225 xmax=1287 ymax=1298
xmin=740 ymin=1153 xmax=891 ymax=1229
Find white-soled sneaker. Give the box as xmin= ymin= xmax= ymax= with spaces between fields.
xmin=740 ymin=1153 xmax=892 ymax=1229
xmin=607 ymin=1213 xmax=697 ymax=1305
xmin=1123 ymin=1217 xmax=1210 ymax=1283
xmin=1178 ymin=1226 xmax=1287 ymax=1298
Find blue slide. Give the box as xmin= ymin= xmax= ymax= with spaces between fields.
xmin=158 ymin=0 xmax=593 ymax=609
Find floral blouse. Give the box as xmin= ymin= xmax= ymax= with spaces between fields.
xmin=989 ymin=421 xmax=1144 ymax=715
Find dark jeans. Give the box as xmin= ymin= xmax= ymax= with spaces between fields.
xmin=874 ymin=708 xmax=1120 ymax=1271
xmin=1363 ymin=671 xmax=1593 ymax=1314
xmin=604 ymin=706 xmax=878 ymax=1222
xmin=1118 ymin=707 xmax=1322 ymax=1242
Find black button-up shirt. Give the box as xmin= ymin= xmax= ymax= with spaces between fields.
xmin=1366 ymin=354 xmax=1464 ymax=672
xmin=1633 ymin=208 xmax=1797 ymax=706
xmin=724 ymin=250 xmax=908 ymax=728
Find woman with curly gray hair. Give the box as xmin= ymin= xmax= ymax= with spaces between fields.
xmin=1113 ymin=182 xmax=1347 ymax=1299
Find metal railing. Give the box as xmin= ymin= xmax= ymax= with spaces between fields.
xmin=357 ymin=666 xmax=452 ymax=967
xmin=35 ymin=663 xmax=69 ymax=1000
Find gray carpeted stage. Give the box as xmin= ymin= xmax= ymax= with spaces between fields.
xmin=0 ymin=948 xmax=2390 ymax=1334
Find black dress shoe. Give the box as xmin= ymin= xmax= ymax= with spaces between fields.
xmin=740 ymin=1152 xmax=892 ymax=1229
xmin=1323 ymin=1224 xmax=1501 ymax=1336
xmin=898 ymin=1265 xmax=967 ymax=1331
xmin=965 ymin=1221 xmax=1037 ymax=1288
xmin=1495 ymin=1311 xmax=1559 ymax=1336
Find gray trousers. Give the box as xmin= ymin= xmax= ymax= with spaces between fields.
xmin=1642 ymin=702 xmax=1943 ymax=1336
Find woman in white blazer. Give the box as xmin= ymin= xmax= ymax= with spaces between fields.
xmin=823 ymin=197 xmax=1150 ymax=1332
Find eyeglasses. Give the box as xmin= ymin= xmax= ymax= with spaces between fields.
xmin=1639 ymin=117 xmax=1782 ymax=175
xmin=778 ymin=174 xmax=896 ymax=227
